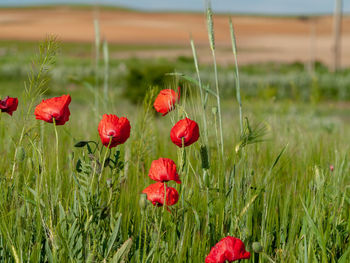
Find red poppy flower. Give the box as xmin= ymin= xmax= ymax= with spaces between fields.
xmin=34 ymin=94 xmax=71 ymax=125
xmin=0 ymin=96 xmax=18 ymax=116
xmin=170 ymin=118 xmax=200 ymax=147
xmin=148 ymin=158 xmax=181 ymax=184
xmin=98 ymin=114 xmax=131 ymax=148
xmin=205 ymin=236 xmax=251 ymax=263
xmin=142 ymin=182 xmax=179 ymax=206
xmin=153 ymin=87 xmax=180 ymax=116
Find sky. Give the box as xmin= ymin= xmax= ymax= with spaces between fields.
xmin=0 ymin=0 xmax=349 ymax=15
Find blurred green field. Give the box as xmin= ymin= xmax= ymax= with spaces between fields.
xmin=1 ymin=40 xmax=350 ymax=104
xmin=0 ymin=37 xmax=349 ymax=262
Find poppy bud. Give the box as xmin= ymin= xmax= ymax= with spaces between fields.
xmin=153 ymin=88 xmax=180 ymax=116
xmin=34 ymin=94 xmax=71 ymax=125
xmin=0 ymin=96 xmax=18 ymax=116
xmin=200 ymin=145 xmax=210 ymax=170
xmin=330 ymin=165 xmax=334 ymax=172
xmin=211 ymin=106 xmax=218 ymax=115
xmin=252 ymin=242 xmax=263 ymax=253
xmin=16 ymin=146 xmax=26 ymax=162
xmin=139 ymin=193 xmax=148 ymax=211
xmin=170 ymin=118 xmax=200 ymax=147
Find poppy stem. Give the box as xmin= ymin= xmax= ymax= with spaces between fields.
xmin=100 ymin=137 xmax=112 ymax=181
xmin=163 ymin=181 xmax=167 ymax=208
xmin=53 ymin=118 xmax=59 ymax=174
xmin=180 ymin=138 xmax=186 ymax=172
xmin=155 ymin=188 xmax=165 ymax=257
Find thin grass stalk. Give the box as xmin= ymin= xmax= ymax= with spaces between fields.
xmin=103 ymin=40 xmax=109 ymax=102
xmin=94 ymin=18 xmax=100 ymax=114
xmin=190 ymin=37 xmax=208 ymax=145
xmin=229 ymin=18 xmax=243 ymax=135
xmin=206 ymin=5 xmax=224 ymax=157
xmin=138 ymin=210 xmax=144 ymax=263
xmin=10 ymin=128 xmax=25 ymax=179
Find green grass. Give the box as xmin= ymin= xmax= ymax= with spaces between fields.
xmin=0 ymin=31 xmax=349 ymax=263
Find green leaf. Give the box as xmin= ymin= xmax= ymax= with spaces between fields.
xmin=105 ymin=215 xmax=122 ymax=258
xmin=111 ymin=238 xmax=133 ymax=263
xmin=74 ymin=141 xmax=89 ymax=147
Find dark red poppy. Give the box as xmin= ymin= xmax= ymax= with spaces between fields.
xmin=142 ymin=182 xmax=179 ymax=206
xmin=170 ymin=118 xmax=200 ymax=147
xmin=153 ymin=87 xmax=180 ymax=116
xmin=98 ymin=114 xmax=131 ymax=148
xmin=34 ymin=94 xmax=71 ymax=125
xmin=0 ymin=96 xmax=18 ymax=116
xmin=148 ymin=158 xmax=181 ymax=184
xmin=205 ymin=236 xmax=251 ymax=263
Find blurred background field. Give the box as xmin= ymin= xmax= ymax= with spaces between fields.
xmin=0 ymin=5 xmax=350 ymax=104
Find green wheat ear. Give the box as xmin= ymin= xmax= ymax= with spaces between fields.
xmin=206 ymin=0 xmax=224 ymax=158
xmin=11 ymin=35 xmax=59 ymax=179
xmin=229 ymin=18 xmax=244 ymax=135
xmin=206 ymin=5 xmax=215 ymax=51
xmin=24 ymin=35 xmax=59 ymax=116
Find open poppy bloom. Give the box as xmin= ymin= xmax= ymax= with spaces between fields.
xmin=205 ymin=236 xmax=251 ymax=263
xmin=142 ymin=182 xmax=179 ymax=206
xmin=0 ymin=96 xmax=18 ymax=116
xmin=153 ymin=87 xmax=180 ymax=116
xmin=148 ymin=158 xmax=181 ymax=184
xmin=34 ymin=94 xmax=71 ymax=125
xmin=170 ymin=118 xmax=199 ymax=147
xmin=98 ymin=114 xmax=131 ymax=148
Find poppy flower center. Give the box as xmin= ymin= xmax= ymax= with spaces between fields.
xmin=108 ymin=130 xmax=116 ymax=137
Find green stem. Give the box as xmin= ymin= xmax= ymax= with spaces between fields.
xmin=10 ymin=127 xmax=25 ymax=179
xmin=99 ymin=137 xmax=112 ymax=182
xmin=190 ymin=38 xmax=208 ymax=145
xmin=206 ymin=4 xmax=224 ymax=157
xmin=142 ymin=209 xmax=148 ymax=263
xmin=138 ymin=211 xmax=144 ymax=263
xmin=53 ymin=118 xmax=59 ymax=174
xmin=211 ymin=50 xmax=224 ymax=158
xmin=206 ymin=186 xmax=210 ymax=236
xmin=94 ymin=18 xmax=100 ymax=115
xmin=229 ymin=18 xmax=243 ymax=135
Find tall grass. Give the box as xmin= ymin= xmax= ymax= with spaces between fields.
xmin=0 ymin=8 xmax=349 ymax=263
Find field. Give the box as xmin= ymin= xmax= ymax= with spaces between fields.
xmin=1 ymin=6 xmax=350 ymax=66
xmin=0 ymin=6 xmax=350 ymax=263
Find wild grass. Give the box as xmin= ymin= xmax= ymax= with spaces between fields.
xmin=0 ymin=9 xmax=350 ymax=263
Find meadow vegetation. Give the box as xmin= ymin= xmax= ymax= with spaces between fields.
xmin=0 ymin=11 xmax=349 ymax=263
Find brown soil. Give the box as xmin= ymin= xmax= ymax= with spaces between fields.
xmin=1 ymin=7 xmax=350 ymax=67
